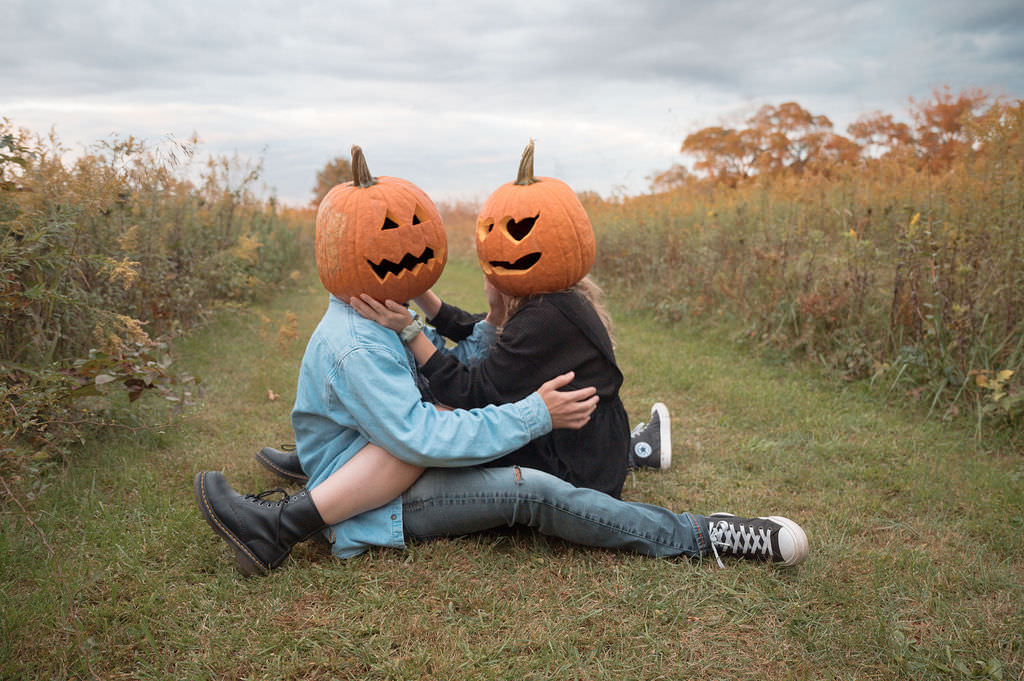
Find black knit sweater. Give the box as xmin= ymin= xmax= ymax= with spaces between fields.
xmin=424 ymin=290 xmax=629 ymax=498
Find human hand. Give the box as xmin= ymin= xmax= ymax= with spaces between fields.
xmin=349 ymin=294 xmax=414 ymax=332
xmin=536 ymin=371 xmax=598 ymax=430
xmin=485 ymin=279 xmax=509 ymax=327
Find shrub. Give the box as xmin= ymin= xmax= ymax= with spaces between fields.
xmin=0 ymin=121 xmax=314 ymax=458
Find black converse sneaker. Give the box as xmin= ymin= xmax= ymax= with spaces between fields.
xmin=628 ymin=402 xmax=671 ymax=470
xmin=707 ymin=513 xmax=809 ymax=567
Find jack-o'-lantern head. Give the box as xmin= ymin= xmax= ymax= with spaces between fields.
xmin=476 ymin=140 xmax=595 ymax=297
xmin=315 ymin=146 xmax=447 ymax=303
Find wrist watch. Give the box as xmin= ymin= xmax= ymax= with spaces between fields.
xmin=399 ymin=318 xmax=425 ymax=343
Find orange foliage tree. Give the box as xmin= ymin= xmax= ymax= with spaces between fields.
xmin=670 ymin=88 xmax=1002 ymax=185
xmin=910 ymin=86 xmax=991 ymax=171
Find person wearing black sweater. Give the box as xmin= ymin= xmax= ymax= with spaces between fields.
xmin=418 ymin=279 xmax=629 ymax=498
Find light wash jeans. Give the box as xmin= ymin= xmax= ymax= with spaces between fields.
xmin=402 ymin=466 xmax=712 ymax=558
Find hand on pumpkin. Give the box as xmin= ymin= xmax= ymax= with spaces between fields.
xmin=350 ymin=294 xmax=413 ymax=333
xmin=537 ymin=371 xmax=598 ymax=430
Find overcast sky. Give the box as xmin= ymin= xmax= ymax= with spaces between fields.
xmin=4 ymin=0 xmax=1023 ymax=205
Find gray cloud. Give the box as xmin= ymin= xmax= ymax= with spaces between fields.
xmin=3 ymin=0 xmax=1022 ymax=203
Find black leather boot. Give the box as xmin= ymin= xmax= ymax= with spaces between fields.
xmin=254 ymin=446 xmax=308 ymax=484
xmin=194 ymin=471 xmax=326 ymax=576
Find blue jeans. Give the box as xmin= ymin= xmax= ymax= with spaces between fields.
xmin=401 ymin=466 xmax=712 ymax=558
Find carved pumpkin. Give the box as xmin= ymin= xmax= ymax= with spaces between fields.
xmin=315 ymin=146 xmax=447 ymax=303
xmin=476 ymin=140 xmax=595 ymax=297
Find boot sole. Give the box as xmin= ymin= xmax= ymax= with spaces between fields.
xmin=193 ymin=471 xmax=270 ymax=577
xmin=254 ymin=448 xmax=309 ymax=484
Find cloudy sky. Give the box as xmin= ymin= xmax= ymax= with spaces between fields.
xmin=4 ymin=0 xmax=1023 ymax=205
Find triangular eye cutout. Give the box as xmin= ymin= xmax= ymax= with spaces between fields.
xmin=382 ymin=215 xmax=400 ymax=230
xmin=412 ymin=214 xmax=421 ymax=225
xmin=505 ymin=214 xmax=539 ymax=241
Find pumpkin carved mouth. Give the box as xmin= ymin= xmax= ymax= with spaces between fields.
xmin=489 ymin=252 xmax=541 ymax=271
xmin=367 ymin=247 xmax=435 ymax=281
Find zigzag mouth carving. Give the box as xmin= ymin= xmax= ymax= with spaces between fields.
xmin=489 ymin=252 xmax=541 ymax=271
xmin=367 ymin=247 xmax=435 ymax=280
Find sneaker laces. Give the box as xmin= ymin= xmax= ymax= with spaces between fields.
xmin=629 ymin=421 xmax=647 ymax=438
xmin=707 ymin=518 xmax=774 ymax=568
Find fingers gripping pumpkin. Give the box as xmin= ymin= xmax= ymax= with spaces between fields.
xmin=315 ymin=146 xmax=447 ymax=303
xmin=476 ymin=140 xmax=595 ymax=297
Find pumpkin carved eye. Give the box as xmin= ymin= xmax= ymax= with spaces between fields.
xmin=412 ymin=214 xmax=422 ymax=225
xmin=504 ymin=214 xmax=539 ymax=241
xmin=382 ymin=215 xmax=399 ymax=230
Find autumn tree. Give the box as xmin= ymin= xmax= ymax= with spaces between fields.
xmin=680 ymin=126 xmax=759 ymax=187
xmin=663 ymin=88 xmax=999 ymax=188
xmin=909 ymin=86 xmax=991 ymax=171
xmin=312 ymin=155 xmax=353 ymax=206
xmin=747 ymin=102 xmax=842 ymax=174
xmin=847 ymin=111 xmax=914 ymax=159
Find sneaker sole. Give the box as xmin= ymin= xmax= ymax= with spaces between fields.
xmin=193 ymin=472 xmax=270 ymax=577
xmin=708 ymin=512 xmax=809 ymax=567
xmin=766 ymin=515 xmax=808 ymax=567
xmin=652 ymin=402 xmax=671 ymax=469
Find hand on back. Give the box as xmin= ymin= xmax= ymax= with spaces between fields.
xmin=537 ymin=371 xmax=598 ymax=430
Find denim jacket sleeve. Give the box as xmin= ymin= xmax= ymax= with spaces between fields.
xmin=421 ymin=316 xmax=497 ymax=368
xmin=333 ymin=341 xmax=550 ymax=467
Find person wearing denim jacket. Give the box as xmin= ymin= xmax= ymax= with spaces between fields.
xmin=292 ymin=295 xmax=552 ymax=558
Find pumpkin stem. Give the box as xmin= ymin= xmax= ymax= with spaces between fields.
xmin=351 ymin=145 xmax=378 ymax=188
xmin=515 ymin=139 xmax=540 ymax=186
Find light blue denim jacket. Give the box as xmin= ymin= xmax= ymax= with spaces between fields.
xmin=291 ymin=295 xmax=552 ymax=558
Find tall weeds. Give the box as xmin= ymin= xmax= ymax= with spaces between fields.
xmin=1 ymin=121 xmax=314 ymax=456
xmin=591 ymin=100 xmax=1024 ymax=436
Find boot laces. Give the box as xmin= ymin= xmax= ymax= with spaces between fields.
xmin=245 ymin=488 xmax=291 ymax=549
xmin=708 ymin=518 xmax=774 ymax=568
xmin=246 ymin=488 xmax=290 ymax=505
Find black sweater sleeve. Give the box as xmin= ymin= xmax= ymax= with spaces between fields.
xmin=420 ymin=300 xmax=570 ymax=409
xmin=428 ymin=302 xmax=485 ymax=342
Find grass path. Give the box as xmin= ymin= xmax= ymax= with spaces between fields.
xmin=2 ymin=259 xmax=1022 ymax=680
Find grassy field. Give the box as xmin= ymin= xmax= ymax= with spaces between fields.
xmin=2 ymin=258 xmax=1022 ymax=680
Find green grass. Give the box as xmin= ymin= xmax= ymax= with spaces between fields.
xmin=2 ymin=258 xmax=1022 ymax=680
